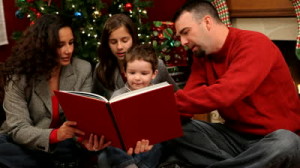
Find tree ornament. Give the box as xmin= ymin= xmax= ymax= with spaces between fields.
xmin=124 ymin=3 xmax=133 ymax=12
xmin=92 ymin=10 xmax=101 ymax=18
xmin=26 ymin=0 xmax=34 ymax=2
xmin=74 ymin=11 xmax=83 ymax=18
xmin=36 ymin=12 xmax=42 ymax=18
xmin=29 ymin=7 xmax=37 ymax=13
xmin=15 ymin=10 xmax=25 ymax=19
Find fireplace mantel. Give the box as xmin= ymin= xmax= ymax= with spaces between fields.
xmin=232 ymin=17 xmax=298 ymax=41
xmin=227 ymin=0 xmax=295 ymax=17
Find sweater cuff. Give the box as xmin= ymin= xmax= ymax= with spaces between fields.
xmin=49 ymin=129 xmax=60 ymax=144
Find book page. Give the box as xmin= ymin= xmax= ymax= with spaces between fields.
xmin=109 ymin=82 xmax=169 ymax=103
xmin=61 ymin=91 xmax=108 ymax=102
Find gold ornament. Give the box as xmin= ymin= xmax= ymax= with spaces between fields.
xmin=92 ymin=10 xmax=101 ymax=18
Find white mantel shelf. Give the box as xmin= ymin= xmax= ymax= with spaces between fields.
xmin=232 ymin=17 xmax=298 ymax=41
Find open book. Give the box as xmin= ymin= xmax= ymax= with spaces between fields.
xmin=54 ymin=82 xmax=183 ymax=151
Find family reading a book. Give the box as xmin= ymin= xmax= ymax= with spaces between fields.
xmin=0 ymin=11 xmax=179 ymax=168
xmin=1 ymin=0 xmax=300 ymax=168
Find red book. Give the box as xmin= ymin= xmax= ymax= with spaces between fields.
xmin=54 ymin=82 xmax=183 ymax=151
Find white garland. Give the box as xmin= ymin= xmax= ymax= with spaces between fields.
xmin=0 ymin=0 xmax=8 ymax=46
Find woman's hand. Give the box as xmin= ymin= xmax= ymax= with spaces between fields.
xmin=82 ymin=134 xmax=111 ymax=151
xmin=127 ymin=139 xmax=153 ymax=155
xmin=57 ymin=121 xmax=85 ymax=141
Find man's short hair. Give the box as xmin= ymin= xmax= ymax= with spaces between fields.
xmin=173 ymin=0 xmax=221 ymax=23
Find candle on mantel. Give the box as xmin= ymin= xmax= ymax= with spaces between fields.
xmin=298 ymin=84 xmax=300 ymax=94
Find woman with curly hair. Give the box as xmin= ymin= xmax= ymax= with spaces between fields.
xmin=0 ymin=14 xmax=110 ymax=168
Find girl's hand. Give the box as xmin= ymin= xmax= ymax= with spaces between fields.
xmin=127 ymin=139 xmax=153 ymax=155
xmin=57 ymin=121 xmax=85 ymax=141
xmin=82 ymin=134 xmax=111 ymax=151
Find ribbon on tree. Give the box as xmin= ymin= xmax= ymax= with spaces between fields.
xmin=0 ymin=0 xmax=8 ymax=46
xmin=290 ymin=0 xmax=300 ymax=60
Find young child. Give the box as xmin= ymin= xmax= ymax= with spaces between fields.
xmin=98 ymin=44 xmax=163 ymax=168
xmin=111 ymin=44 xmax=158 ymax=98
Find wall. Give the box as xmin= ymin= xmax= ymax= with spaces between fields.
xmin=0 ymin=0 xmax=28 ymax=62
xmin=0 ymin=0 xmax=185 ymax=62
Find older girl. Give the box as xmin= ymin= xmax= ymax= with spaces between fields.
xmin=93 ymin=14 xmax=178 ymax=99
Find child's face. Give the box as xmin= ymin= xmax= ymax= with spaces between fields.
xmin=108 ymin=26 xmax=133 ymax=61
xmin=125 ymin=59 xmax=157 ymax=90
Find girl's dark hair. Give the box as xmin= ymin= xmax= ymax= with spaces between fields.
xmin=173 ymin=0 xmax=221 ymax=23
xmin=2 ymin=14 xmax=72 ymax=87
xmin=96 ymin=14 xmax=139 ymax=90
xmin=124 ymin=44 xmax=158 ymax=72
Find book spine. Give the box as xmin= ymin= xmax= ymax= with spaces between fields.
xmin=106 ymin=103 xmax=126 ymax=150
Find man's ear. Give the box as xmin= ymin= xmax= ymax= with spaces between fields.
xmin=203 ymin=15 xmax=213 ymax=31
xmin=152 ymin=69 xmax=158 ymax=79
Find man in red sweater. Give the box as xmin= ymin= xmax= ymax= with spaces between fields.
xmin=164 ymin=0 xmax=300 ymax=167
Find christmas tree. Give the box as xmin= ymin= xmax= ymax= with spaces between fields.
xmin=14 ymin=0 xmax=153 ymax=65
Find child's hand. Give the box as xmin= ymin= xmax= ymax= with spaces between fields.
xmin=82 ymin=134 xmax=111 ymax=151
xmin=127 ymin=139 xmax=153 ymax=155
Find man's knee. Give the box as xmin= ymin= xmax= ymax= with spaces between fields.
xmin=265 ymin=129 xmax=300 ymax=155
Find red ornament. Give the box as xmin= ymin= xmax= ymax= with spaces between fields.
xmin=158 ymin=33 xmax=164 ymax=39
xmin=26 ymin=0 xmax=34 ymax=2
xmin=124 ymin=3 xmax=133 ymax=11
xmin=29 ymin=7 xmax=37 ymax=13
xmin=36 ymin=12 xmax=42 ymax=18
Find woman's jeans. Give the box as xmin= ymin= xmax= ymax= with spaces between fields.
xmin=0 ymin=134 xmax=90 ymax=168
xmin=165 ymin=119 xmax=300 ymax=168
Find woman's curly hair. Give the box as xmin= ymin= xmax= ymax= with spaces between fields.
xmin=2 ymin=14 xmax=72 ymax=87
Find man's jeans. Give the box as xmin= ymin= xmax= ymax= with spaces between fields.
xmin=165 ymin=119 xmax=300 ymax=168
